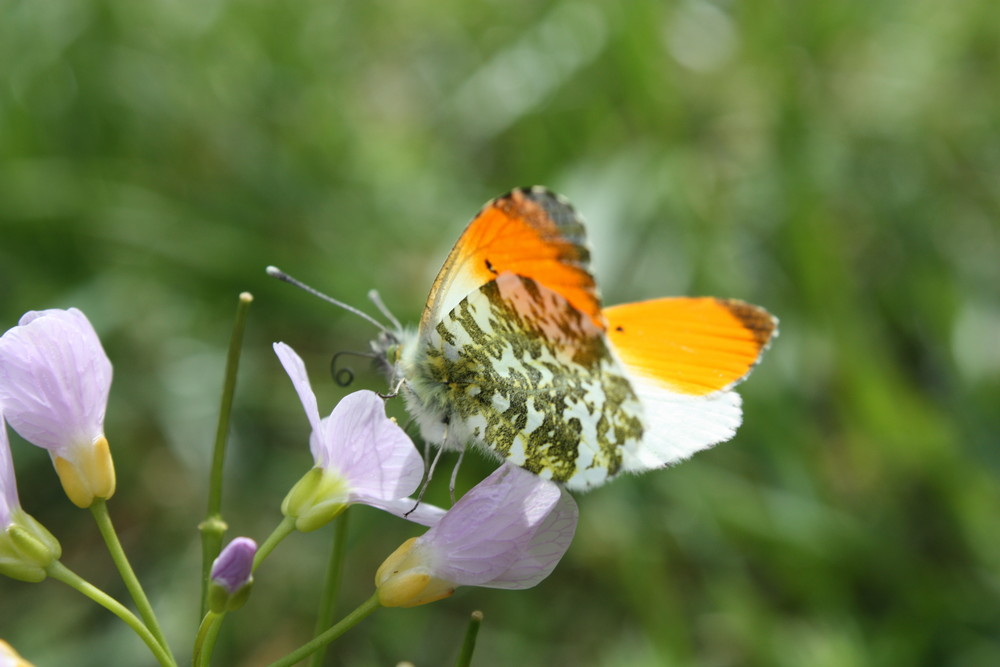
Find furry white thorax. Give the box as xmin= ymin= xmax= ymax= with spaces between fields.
xmin=372 ymin=326 xmax=466 ymax=451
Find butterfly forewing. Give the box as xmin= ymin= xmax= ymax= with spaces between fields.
xmin=419 ymin=187 xmax=603 ymax=334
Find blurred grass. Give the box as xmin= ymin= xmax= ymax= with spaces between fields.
xmin=2 ymin=0 xmax=999 ymax=665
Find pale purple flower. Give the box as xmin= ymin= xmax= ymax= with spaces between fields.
xmin=208 ymin=537 xmax=257 ymax=612
xmin=375 ymin=463 xmax=578 ymax=607
xmin=0 ymin=309 xmax=115 ymax=507
xmin=274 ymin=342 xmax=425 ymax=531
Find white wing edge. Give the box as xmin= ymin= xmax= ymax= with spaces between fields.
xmin=621 ymin=371 xmax=744 ymax=473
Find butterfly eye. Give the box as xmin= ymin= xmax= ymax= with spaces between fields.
xmin=386 ymin=344 xmax=401 ymax=366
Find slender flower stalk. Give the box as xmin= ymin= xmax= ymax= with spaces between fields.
xmin=200 ymin=292 xmax=253 ymax=615
xmin=194 ymin=537 xmax=258 ymax=667
xmin=252 ymin=515 xmax=297 ymax=571
xmin=456 ymin=611 xmax=484 ymax=667
xmin=89 ymin=499 xmax=174 ymax=662
xmin=44 ymin=561 xmax=176 ymax=667
xmin=0 ymin=308 xmax=115 ymax=508
xmin=376 ymin=464 xmax=578 ymax=608
xmin=2 ymin=425 xmax=169 ymax=667
xmin=265 ymin=593 xmax=382 ymax=667
xmin=308 ymin=509 xmax=351 ymax=667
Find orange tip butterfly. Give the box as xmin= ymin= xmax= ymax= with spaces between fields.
xmin=270 ymin=187 xmax=777 ymax=490
xmin=361 ymin=186 xmax=778 ymax=491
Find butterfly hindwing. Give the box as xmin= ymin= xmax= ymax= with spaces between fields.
xmin=605 ymin=298 xmax=778 ymax=472
xmin=402 ymin=272 xmax=643 ymax=490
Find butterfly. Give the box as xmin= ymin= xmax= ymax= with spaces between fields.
xmin=370 ymin=186 xmax=777 ymax=491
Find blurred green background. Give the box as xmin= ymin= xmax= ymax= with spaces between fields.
xmin=2 ymin=0 xmax=999 ymax=665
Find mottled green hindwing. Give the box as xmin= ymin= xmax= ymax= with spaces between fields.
xmin=408 ymin=271 xmax=645 ymax=490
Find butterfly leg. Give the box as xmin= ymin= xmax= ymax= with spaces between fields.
xmin=378 ymin=377 xmax=405 ymax=400
xmin=448 ymin=446 xmax=467 ymax=504
xmin=404 ymin=424 xmax=448 ymax=516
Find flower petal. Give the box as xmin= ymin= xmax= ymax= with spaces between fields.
xmin=320 ymin=390 xmax=423 ymax=501
xmin=273 ymin=342 xmax=323 ymax=459
xmin=0 ymin=309 xmax=111 ymax=457
xmin=481 ymin=485 xmax=578 ymax=589
xmin=365 ymin=496 xmax=447 ymax=527
xmin=423 ymin=464 xmax=566 ymax=586
xmin=0 ymin=415 xmax=20 ymax=527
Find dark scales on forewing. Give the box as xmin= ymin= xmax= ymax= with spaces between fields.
xmin=715 ymin=298 xmax=777 ymax=347
xmin=414 ymin=272 xmax=643 ymax=487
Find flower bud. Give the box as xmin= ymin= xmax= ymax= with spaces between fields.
xmin=375 ymin=537 xmax=456 ymax=608
xmin=208 ymin=537 xmax=257 ymax=613
xmin=280 ymin=467 xmax=351 ymax=532
xmin=0 ymin=416 xmax=62 ymax=583
xmin=0 ymin=509 xmax=62 ymax=583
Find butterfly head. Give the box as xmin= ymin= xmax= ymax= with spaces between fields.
xmin=369 ymin=326 xmax=420 ymax=389
xmin=370 ymin=329 xmax=400 ymax=376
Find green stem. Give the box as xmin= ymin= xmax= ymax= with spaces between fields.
xmin=455 ymin=610 xmax=484 ymax=667
xmin=200 ymin=292 xmax=254 ymax=615
xmin=90 ymin=498 xmax=174 ymax=663
xmin=46 ymin=561 xmax=176 ymax=667
xmin=266 ymin=592 xmax=381 ymax=667
xmin=253 ymin=515 xmax=297 ymax=572
xmin=308 ymin=510 xmax=350 ymax=667
xmin=192 ymin=611 xmax=224 ymax=667
xmin=194 ymin=516 xmax=296 ymax=666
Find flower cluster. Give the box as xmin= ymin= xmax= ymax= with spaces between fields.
xmin=272 ymin=341 xmax=578 ymax=604
xmin=1 ymin=307 xmax=581 ymax=666
xmin=0 ymin=308 xmax=577 ymax=667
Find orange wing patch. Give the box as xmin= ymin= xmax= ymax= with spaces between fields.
xmin=420 ymin=187 xmax=602 ymax=332
xmin=605 ymin=298 xmax=777 ymax=396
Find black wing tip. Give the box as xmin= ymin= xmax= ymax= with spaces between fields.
xmin=715 ymin=298 xmax=779 ymax=346
xmin=497 ymin=186 xmax=574 ymax=209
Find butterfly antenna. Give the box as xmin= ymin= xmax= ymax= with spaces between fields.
xmin=330 ymin=349 xmax=376 ymax=387
xmin=266 ymin=266 xmax=390 ymax=333
xmin=368 ymin=289 xmax=403 ymax=331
